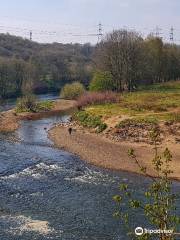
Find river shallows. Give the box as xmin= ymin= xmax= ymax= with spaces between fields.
xmin=0 ymin=107 xmax=180 ymax=239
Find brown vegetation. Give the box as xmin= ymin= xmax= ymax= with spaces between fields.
xmin=76 ymin=91 xmax=118 ymax=108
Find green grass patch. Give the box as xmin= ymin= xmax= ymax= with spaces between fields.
xmin=138 ymin=80 xmax=180 ymax=92
xmin=16 ymin=99 xmax=54 ymax=113
xmin=85 ymin=91 xmax=180 ymax=119
xmin=120 ymin=92 xmax=180 ymax=112
xmin=36 ymin=100 xmax=54 ymax=111
xmin=84 ymin=81 xmax=180 ymax=125
xmin=132 ymin=113 xmax=180 ymax=124
xmin=152 ymin=112 xmax=180 ymax=122
xmin=73 ymin=111 xmax=107 ymax=133
xmin=86 ymin=103 xmax=141 ymax=118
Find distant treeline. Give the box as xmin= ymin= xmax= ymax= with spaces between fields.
xmin=94 ymin=30 xmax=180 ymax=91
xmin=0 ymin=30 xmax=180 ymax=99
xmin=0 ymin=33 xmax=93 ymax=98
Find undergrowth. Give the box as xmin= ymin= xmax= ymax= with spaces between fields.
xmin=73 ymin=111 xmax=107 ymax=133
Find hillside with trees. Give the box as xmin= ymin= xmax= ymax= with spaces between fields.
xmin=1 ymin=30 xmax=180 ymax=99
xmin=0 ymin=33 xmax=94 ymax=98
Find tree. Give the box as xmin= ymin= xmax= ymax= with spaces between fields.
xmin=94 ymin=30 xmax=180 ymax=91
xmin=113 ymin=128 xmax=180 ymax=240
xmin=89 ymin=71 xmax=114 ymax=92
xmin=94 ymin=30 xmax=143 ymax=91
xmin=0 ymin=33 xmax=94 ymax=98
xmin=143 ymin=37 xmax=164 ymax=84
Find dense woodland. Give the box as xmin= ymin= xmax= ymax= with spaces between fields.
xmin=0 ymin=30 xmax=180 ymax=99
xmin=95 ymin=30 xmax=180 ymax=91
xmin=0 ymin=33 xmax=93 ymax=98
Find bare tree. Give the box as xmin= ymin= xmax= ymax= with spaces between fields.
xmin=94 ymin=30 xmax=143 ymax=92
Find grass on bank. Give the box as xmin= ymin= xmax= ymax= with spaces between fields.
xmin=83 ymin=81 xmax=180 ymax=125
xmin=138 ymin=80 xmax=180 ymax=92
xmin=16 ymin=95 xmax=54 ymax=113
xmin=121 ymin=92 xmax=180 ymax=112
xmin=36 ymin=100 xmax=54 ymax=111
xmin=73 ymin=111 xmax=107 ymax=133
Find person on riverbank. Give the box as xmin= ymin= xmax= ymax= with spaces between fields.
xmin=68 ymin=127 xmax=72 ymax=135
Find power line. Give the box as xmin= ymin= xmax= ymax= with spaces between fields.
xmin=0 ymin=22 xmax=179 ymax=45
xmin=170 ymin=26 xmax=174 ymax=43
xmin=154 ymin=26 xmax=162 ymax=38
xmin=30 ymin=30 xmax=32 ymax=41
xmin=98 ymin=22 xmax=103 ymax=42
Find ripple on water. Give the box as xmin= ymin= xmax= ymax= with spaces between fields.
xmin=65 ymin=168 xmax=118 ymax=186
xmin=0 ymin=112 xmax=180 ymax=240
xmin=0 ymin=215 xmax=61 ymax=236
xmin=1 ymin=163 xmax=65 ymax=180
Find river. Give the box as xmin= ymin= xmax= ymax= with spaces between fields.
xmin=0 ymin=95 xmax=180 ymax=240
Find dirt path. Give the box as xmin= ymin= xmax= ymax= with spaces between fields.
xmin=49 ymin=125 xmax=180 ymax=180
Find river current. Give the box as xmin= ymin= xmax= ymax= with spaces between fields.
xmin=0 ymin=95 xmax=180 ymax=240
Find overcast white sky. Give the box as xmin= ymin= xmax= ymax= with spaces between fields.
xmin=0 ymin=0 xmax=180 ymax=44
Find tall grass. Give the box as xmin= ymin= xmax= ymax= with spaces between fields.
xmin=16 ymin=95 xmax=37 ymax=113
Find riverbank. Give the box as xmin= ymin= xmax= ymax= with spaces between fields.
xmin=0 ymin=110 xmax=19 ymax=132
xmin=0 ymin=99 xmax=76 ymax=132
xmin=49 ymin=124 xmax=180 ymax=180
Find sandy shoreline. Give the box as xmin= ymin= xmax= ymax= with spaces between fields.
xmin=1 ymin=98 xmax=179 ymax=180
xmin=49 ymin=124 xmax=180 ymax=180
xmin=0 ymin=110 xmax=19 ymax=132
xmin=0 ymin=99 xmax=76 ymax=132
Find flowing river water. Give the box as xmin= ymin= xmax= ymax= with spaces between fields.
xmin=0 ymin=95 xmax=180 ymax=240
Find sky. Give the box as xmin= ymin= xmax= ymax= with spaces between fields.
xmin=0 ymin=0 xmax=180 ymax=44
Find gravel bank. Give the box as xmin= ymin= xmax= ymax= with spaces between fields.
xmin=0 ymin=100 xmax=76 ymax=132
xmin=49 ymin=124 xmax=180 ymax=180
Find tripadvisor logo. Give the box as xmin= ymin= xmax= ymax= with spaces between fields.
xmin=135 ymin=227 xmax=144 ymax=236
xmin=135 ymin=227 xmax=174 ymax=236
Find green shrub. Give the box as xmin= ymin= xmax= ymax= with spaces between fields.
xmin=36 ymin=100 xmax=54 ymax=111
xmin=116 ymin=118 xmax=158 ymax=128
xmin=89 ymin=71 xmax=114 ymax=92
xmin=74 ymin=111 xmax=107 ymax=133
xmin=96 ymin=123 xmax=107 ymax=133
xmin=114 ymin=130 xmax=179 ymax=239
xmin=60 ymin=82 xmax=85 ymax=100
xmin=16 ymin=96 xmax=54 ymax=113
xmin=16 ymin=94 xmax=37 ymax=113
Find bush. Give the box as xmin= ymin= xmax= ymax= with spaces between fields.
xmin=16 ymin=94 xmax=37 ymax=113
xmin=97 ymin=123 xmax=107 ymax=133
xmin=36 ymin=100 xmax=54 ymax=111
xmin=74 ymin=111 xmax=107 ymax=133
xmin=76 ymin=91 xmax=118 ymax=108
xmin=89 ymin=71 xmax=114 ymax=92
xmin=113 ymin=129 xmax=180 ymax=239
xmin=60 ymin=82 xmax=85 ymax=100
xmin=116 ymin=118 xmax=158 ymax=128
